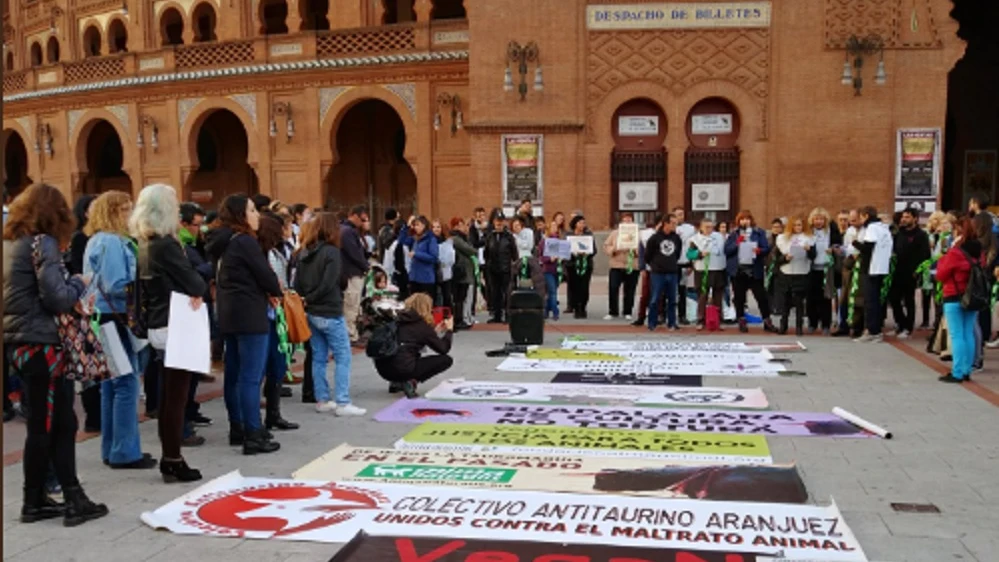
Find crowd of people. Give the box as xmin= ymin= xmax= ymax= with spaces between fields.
xmin=2 ymin=182 xmax=996 ymax=528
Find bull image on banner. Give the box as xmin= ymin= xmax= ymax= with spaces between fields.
xmin=374 ymin=398 xmax=872 ymax=438
xmin=394 ymin=423 xmax=774 ymax=464
xmin=328 ymin=532 xmax=771 ymax=562
xmin=425 ymin=380 xmax=770 ymax=409
xmin=141 ymin=472 xmax=867 ymax=561
xmin=293 ymin=444 xmax=809 ymax=503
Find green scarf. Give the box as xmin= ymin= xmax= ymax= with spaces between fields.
xmin=625 ymin=250 xmax=635 ymax=275
xmin=274 ymin=306 xmax=294 ymax=382
xmin=847 ymin=264 xmax=860 ymax=326
xmin=880 ymin=255 xmax=896 ymax=304
xmin=520 ymin=256 xmax=530 ymax=280
xmin=178 ymin=228 xmax=197 ymax=247
xmin=575 ymin=254 xmax=589 ymax=276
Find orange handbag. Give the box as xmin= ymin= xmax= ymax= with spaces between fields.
xmin=282 ymin=290 xmax=312 ymax=343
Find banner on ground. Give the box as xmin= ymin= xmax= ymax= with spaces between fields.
xmin=141 ymin=472 xmax=866 ymax=561
xmin=498 ymin=355 xmax=787 ymax=377
xmin=293 ymin=444 xmax=808 ymax=503
xmin=561 ymin=339 xmax=807 ymax=353
xmin=394 ymin=423 xmax=773 ymax=464
xmin=425 ymin=380 xmax=769 ymax=409
xmin=527 ymin=349 xmax=775 ymax=361
xmin=375 ymin=399 xmax=869 ymax=438
xmin=552 ymin=372 xmax=704 ymax=386
xmin=329 ymin=532 xmax=772 ymax=562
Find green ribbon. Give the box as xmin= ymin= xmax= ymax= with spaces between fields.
xmin=274 ymin=306 xmax=294 ymax=382
xmin=880 ymin=255 xmax=897 ymax=304
xmin=991 ymin=282 xmax=998 ymax=308
xmin=847 ymin=264 xmax=860 ymax=327
xmin=575 ymin=254 xmax=589 ymax=277
xmin=935 ymin=280 xmax=943 ymax=304
xmin=765 ymin=261 xmax=775 ymax=291
xmin=471 ymin=256 xmax=482 ymax=290
xmin=557 ymin=260 xmax=564 ymax=285
xmin=520 ymin=256 xmax=530 ymax=280
xmin=699 ymin=252 xmax=710 ymax=294
xmin=626 ymin=250 xmax=635 ymax=275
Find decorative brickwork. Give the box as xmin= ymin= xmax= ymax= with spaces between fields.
xmin=63 ymin=56 xmax=126 ymax=84
xmin=3 ymin=69 xmax=29 ymax=94
xmin=824 ymin=0 xmax=942 ymax=49
xmin=176 ymin=41 xmax=255 ymax=70
xmin=316 ymin=25 xmax=416 ymax=57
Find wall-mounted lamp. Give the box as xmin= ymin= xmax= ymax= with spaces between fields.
xmin=35 ymin=123 xmax=53 ymax=157
xmin=434 ymin=93 xmax=463 ymax=137
xmin=270 ymin=101 xmax=294 ymax=142
xmin=505 ymin=41 xmax=542 ymax=102
xmin=49 ymin=7 xmax=64 ymax=34
xmin=840 ymin=34 xmax=887 ymax=96
xmin=137 ymin=115 xmax=158 ymax=153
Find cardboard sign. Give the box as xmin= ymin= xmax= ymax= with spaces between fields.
xmin=425 ymin=380 xmax=769 ymax=409
xmin=142 ymin=472 xmax=867 ymax=561
xmin=394 ymin=423 xmax=773 ymax=464
xmin=551 ymin=372 xmax=704 ymax=386
xmin=375 ymin=399 xmax=869 ymax=438
xmin=293 ymin=445 xmax=809 ymax=504
xmin=561 ymin=339 xmax=807 ymax=353
xmin=329 ymin=532 xmax=770 ymax=562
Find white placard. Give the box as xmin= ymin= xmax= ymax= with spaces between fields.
xmin=691 ymin=114 xmax=734 ymax=135
xmin=617 ymin=115 xmax=659 ymax=136
xmin=618 ymin=182 xmax=658 ymax=211
xmin=738 ymin=241 xmax=758 ymax=264
xmin=139 ymin=472 xmax=867 ymax=561
xmin=615 ymin=223 xmax=640 ymax=250
xmin=566 ymin=235 xmax=594 ymax=254
xmin=691 ymin=182 xmax=731 ymax=211
xmin=165 ymin=292 xmax=211 ymax=375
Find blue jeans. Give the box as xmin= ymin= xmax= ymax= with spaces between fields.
xmin=223 ymin=333 xmax=269 ymax=431
xmin=543 ymin=272 xmax=560 ymax=318
xmin=308 ymin=314 xmax=352 ymax=405
xmin=648 ymin=273 xmax=678 ymax=330
xmin=101 ymin=322 xmax=143 ymax=464
xmin=943 ymin=302 xmax=977 ymax=380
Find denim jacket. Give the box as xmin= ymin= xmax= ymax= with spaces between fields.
xmin=83 ymin=231 xmax=136 ymax=314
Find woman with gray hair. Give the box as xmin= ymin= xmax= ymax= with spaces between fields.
xmin=130 ymin=184 xmax=207 ymax=483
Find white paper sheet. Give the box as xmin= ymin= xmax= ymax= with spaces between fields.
xmin=165 ymin=292 xmax=211 ymax=375
xmin=99 ymin=321 xmax=133 ymax=377
xmin=738 ymin=241 xmax=757 ymax=264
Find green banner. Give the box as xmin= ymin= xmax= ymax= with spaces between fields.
xmin=354 ymin=464 xmax=516 ymax=484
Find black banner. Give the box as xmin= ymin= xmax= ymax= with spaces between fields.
xmin=330 ymin=532 xmax=766 ymax=562
xmin=551 ymin=372 xmax=703 ymax=387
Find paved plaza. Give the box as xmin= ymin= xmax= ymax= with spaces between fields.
xmin=3 ymin=285 xmax=999 ymax=562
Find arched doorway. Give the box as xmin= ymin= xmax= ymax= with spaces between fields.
xmin=327 ymin=99 xmax=416 ymax=219
xmin=941 ymin=2 xmax=999 ymax=212
xmin=46 ymin=36 xmax=60 ymax=63
xmin=108 ymin=19 xmax=128 ymax=53
xmin=431 ymin=0 xmax=465 ymax=20
xmin=610 ymin=98 xmax=667 ymax=226
xmin=5 ymin=51 xmax=14 ymax=71
xmin=82 ymin=25 xmax=102 ymax=57
xmin=160 ymin=8 xmax=184 ymax=45
xmin=300 ymin=0 xmax=330 ymax=31
xmin=192 ymin=2 xmax=218 ymax=42
xmin=29 ymin=42 xmax=42 ymax=66
xmin=3 ymin=130 xmax=32 ymax=198
xmin=684 ymin=97 xmax=741 ymax=223
xmin=185 ymin=109 xmax=258 ymax=208
xmin=260 ymin=0 xmax=289 ymax=35
xmin=79 ymin=120 xmax=132 ymax=195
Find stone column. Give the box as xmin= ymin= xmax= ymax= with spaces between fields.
xmin=414 ymin=0 xmax=432 ymax=22
xmin=287 ymin=0 xmax=304 ymax=32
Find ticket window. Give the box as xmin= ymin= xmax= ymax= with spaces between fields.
xmin=610 ymin=98 xmax=667 ymax=227
xmin=683 ymin=98 xmax=741 ymax=225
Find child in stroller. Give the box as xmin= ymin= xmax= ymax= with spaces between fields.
xmin=358 ymin=265 xmax=405 ymax=338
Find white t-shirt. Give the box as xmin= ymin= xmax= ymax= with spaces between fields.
xmin=776 ymin=233 xmax=815 ymax=275
xmin=676 ymin=223 xmax=697 ymax=265
xmin=863 ymin=221 xmax=894 ymax=275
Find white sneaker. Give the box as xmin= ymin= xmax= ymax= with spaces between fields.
xmin=315 ymin=401 xmax=336 ymax=413
xmin=335 ymin=404 xmax=367 ymax=417
xmin=853 ymin=332 xmax=882 ymax=343
xmin=624 ymin=315 xmax=633 ymax=321
xmin=986 ymin=338 xmax=999 ymax=349
xmin=896 ymin=330 xmax=910 ymax=340
xmin=603 ymin=315 xmax=617 ymax=320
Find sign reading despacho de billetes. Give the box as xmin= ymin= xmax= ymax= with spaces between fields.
xmin=329 ymin=532 xmax=770 ymax=561
xmin=293 ymin=444 xmax=808 ymax=504
xmin=587 ymin=2 xmax=772 ymax=30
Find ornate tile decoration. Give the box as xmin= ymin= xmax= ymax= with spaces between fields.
xmin=228 ymin=93 xmax=258 ymax=126
xmin=178 ymin=97 xmax=204 ymax=130
xmin=824 ymin=0 xmax=941 ymax=49
xmin=383 ymin=83 xmax=417 ymax=122
xmin=68 ymin=109 xmax=86 ymax=139
xmin=319 ymin=86 xmax=352 ymax=124
xmin=14 ymin=117 xmax=32 ymax=142
xmin=105 ymin=104 xmax=129 ymax=131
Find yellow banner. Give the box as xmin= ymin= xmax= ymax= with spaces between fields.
xmin=587 ymin=2 xmax=771 ymax=30
xmin=525 ymin=349 xmax=626 ymax=361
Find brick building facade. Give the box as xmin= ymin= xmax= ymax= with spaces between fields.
xmin=2 ymin=0 xmax=995 ymax=228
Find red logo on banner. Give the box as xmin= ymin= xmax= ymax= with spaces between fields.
xmin=193 ymin=484 xmax=387 ymax=537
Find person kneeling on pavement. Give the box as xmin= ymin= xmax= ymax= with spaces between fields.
xmin=375 ymin=293 xmax=454 ymax=398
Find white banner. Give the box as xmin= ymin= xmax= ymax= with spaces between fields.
xmin=498 ymin=351 xmax=787 ymax=377
xmin=425 ymin=380 xmax=770 ymax=409
xmin=141 ymin=472 xmax=866 ymax=561
xmin=561 ymin=339 xmax=806 ymax=353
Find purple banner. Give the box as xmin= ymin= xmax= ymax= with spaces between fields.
xmin=374 ymin=398 xmax=874 ymax=437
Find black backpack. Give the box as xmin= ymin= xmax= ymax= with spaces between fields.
xmin=366 ymin=321 xmax=400 ymax=359
xmin=961 ymin=250 xmax=990 ymax=312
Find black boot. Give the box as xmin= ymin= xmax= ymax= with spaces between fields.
xmin=160 ymin=458 xmax=203 ymax=483
xmin=264 ymin=379 xmax=299 ymax=431
xmin=20 ymin=487 xmax=65 ymax=523
xmin=243 ymin=428 xmax=280 ymax=455
xmin=62 ymin=486 xmax=109 ymax=527
xmin=738 ymin=318 xmax=749 ymax=333
xmin=778 ymin=316 xmax=788 ymax=335
xmin=228 ymin=422 xmax=245 ymax=446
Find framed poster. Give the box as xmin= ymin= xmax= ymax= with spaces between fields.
xmin=692 ymin=114 xmax=734 ymax=135
xmin=618 ymin=181 xmax=658 ymax=211
xmin=894 ymin=128 xmax=940 ymax=212
xmin=618 ymin=116 xmax=659 ymax=136
xmin=502 ymin=134 xmax=544 ymax=206
xmin=963 ymin=150 xmax=998 ymax=205
xmin=691 ymin=183 xmax=731 ymax=211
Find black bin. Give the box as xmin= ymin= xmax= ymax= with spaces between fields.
xmin=508 ymin=289 xmax=544 ymax=345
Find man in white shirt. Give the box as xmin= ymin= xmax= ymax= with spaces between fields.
xmin=673 ymin=206 xmax=697 ymax=325
xmin=854 ymin=206 xmax=893 ymax=342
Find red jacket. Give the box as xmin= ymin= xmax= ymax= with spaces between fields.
xmin=936 ymin=245 xmax=984 ymax=299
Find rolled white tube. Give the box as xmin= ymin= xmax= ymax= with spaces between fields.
xmin=833 ymin=407 xmax=893 ymax=439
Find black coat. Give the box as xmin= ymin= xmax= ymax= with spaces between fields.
xmin=484 ymin=229 xmax=517 ymax=274
xmin=374 ymin=309 xmax=452 ymax=377
xmin=339 ymin=221 xmax=369 ymax=280
xmin=205 ymin=227 xmax=282 ymax=335
xmin=294 ymin=242 xmax=344 ymax=318
xmin=139 ymin=235 xmax=208 ymax=330
xmin=4 ymin=235 xmax=87 ymax=345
